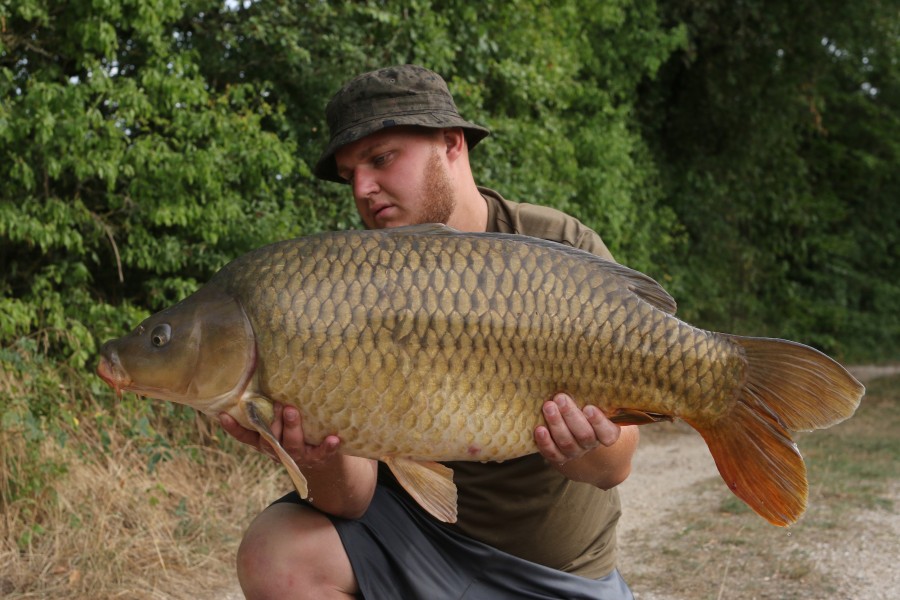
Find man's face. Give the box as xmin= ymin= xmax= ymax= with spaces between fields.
xmin=334 ymin=127 xmax=456 ymax=229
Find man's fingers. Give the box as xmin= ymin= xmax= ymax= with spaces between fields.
xmin=306 ymin=435 xmax=341 ymax=464
xmin=583 ymin=405 xmax=621 ymax=447
xmin=541 ymin=399 xmax=575 ymax=456
xmin=554 ymin=394 xmax=600 ymax=450
xmin=222 ymin=404 xmax=342 ymax=467
xmin=219 ymin=413 xmax=260 ymax=446
xmin=281 ymin=405 xmax=305 ymax=454
xmin=534 ymin=425 xmax=566 ymax=464
xmin=535 ymin=394 xmax=624 ymax=465
xmin=542 ymin=395 xmax=599 ymax=457
xmin=219 ymin=410 xmax=279 ymax=462
xmin=268 ymin=402 xmax=284 ymax=442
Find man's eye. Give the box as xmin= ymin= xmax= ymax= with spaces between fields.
xmin=373 ymin=153 xmax=390 ymax=167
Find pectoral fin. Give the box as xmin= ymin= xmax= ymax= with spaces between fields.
xmin=242 ymin=395 xmax=309 ymax=498
xmin=383 ymin=457 xmax=458 ymax=523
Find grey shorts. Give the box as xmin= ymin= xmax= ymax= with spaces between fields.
xmin=273 ymin=483 xmax=633 ymax=600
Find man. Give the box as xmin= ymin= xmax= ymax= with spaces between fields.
xmin=221 ymin=64 xmax=638 ymax=599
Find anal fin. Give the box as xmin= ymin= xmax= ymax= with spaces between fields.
xmin=383 ymin=457 xmax=458 ymax=523
xmin=608 ymin=408 xmax=675 ymax=426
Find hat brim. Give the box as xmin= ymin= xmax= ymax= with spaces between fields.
xmin=313 ymin=114 xmax=490 ymax=183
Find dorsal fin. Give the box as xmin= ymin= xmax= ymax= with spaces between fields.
xmin=482 ymin=232 xmax=677 ymax=315
xmin=596 ymin=260 xmax=677 ymax=315
xmin=382 ymin=223 xmax=677 ymax=315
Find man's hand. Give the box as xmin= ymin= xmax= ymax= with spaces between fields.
xmin=221 ymin=403 xmax=378 ymax=518
xmin=534 ymin=393 xmax=621 ymax=463
xmin=219 ymin=402 xmax=341 ymax=469
xmin=534 ymin=393 xmax=638 ymax=488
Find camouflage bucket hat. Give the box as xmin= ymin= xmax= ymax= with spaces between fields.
xmin=313 ymin=64 xmax=490 ymax=183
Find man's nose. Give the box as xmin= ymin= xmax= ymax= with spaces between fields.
xmin=352 ymin=168 xmax=379 ymax=200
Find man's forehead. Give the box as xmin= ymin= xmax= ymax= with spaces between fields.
xmin=337 ymin=134 xmax=392 ymax=162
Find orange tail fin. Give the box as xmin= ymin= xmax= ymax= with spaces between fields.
xmin=690 ymin=337 xmax=864 ymax=527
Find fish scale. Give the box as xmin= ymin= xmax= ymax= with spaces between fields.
xmin=98 ymin=223 xmax=863 ymax=526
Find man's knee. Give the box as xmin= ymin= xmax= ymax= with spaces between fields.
xmin=237 ymin=503 xmax=357 ymax=599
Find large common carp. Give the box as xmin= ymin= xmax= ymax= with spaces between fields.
xmin=96 ymin=224 xmax=864 ymax=527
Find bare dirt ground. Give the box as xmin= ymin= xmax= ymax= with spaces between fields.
xmin=616 ymin=364 xmax=900 ymax=600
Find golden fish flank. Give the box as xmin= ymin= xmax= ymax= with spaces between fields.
xmin=96 ymin=223 xmax=864 ymax=527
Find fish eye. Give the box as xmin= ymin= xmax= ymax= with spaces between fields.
xmin=151 ymin=324 xmax=172 ymax=348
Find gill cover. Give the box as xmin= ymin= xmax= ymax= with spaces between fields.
xmin=98 ymin=284 xmax=256 ymax=413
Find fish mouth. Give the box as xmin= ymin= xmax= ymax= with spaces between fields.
xmin=96 ymin=353 xmax=131 ymax=399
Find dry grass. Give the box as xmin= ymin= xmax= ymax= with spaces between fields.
xmin=1 ymin=411 xmax=283 ymax=599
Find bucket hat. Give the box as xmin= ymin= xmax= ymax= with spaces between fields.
xmin=313 ymin=65 xmax=490 ymax=183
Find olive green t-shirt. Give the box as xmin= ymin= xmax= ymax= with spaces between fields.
xmin=443 ymin=187 xmax=621 ymax=579
xmin=481 ymin=187 xmax=614 ymax=262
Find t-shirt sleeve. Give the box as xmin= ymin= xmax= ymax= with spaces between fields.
xmin=511 ymin=202 xmax=615 ymax=262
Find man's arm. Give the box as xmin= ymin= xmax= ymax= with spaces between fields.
xmin=220 ymin=403 xmax=378 ymax=519
xmin=534 ymin=393 xmax=639 ymax=489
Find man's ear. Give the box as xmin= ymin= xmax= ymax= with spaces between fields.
xmin=443 ymin=128 xmax=466 ymax=161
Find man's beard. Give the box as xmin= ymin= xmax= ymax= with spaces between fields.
xmin=416 ymin=148 xmax=456 ymax=225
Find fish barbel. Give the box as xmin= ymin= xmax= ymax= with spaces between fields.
xmin=96 ymin=224 xmax=864 ymax=526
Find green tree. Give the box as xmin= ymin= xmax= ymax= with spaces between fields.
xmin=0 ymin=0 xmax=307 ymax=369
xmin=2 ymin=0 xmax=687 ymax=371
xmin=180 ymin=0 xmax=685 ymax=270
xmin=644 ymin=0 xmax=900 ymax=359
xmin=0 ymin=0 xmax=690 ymax=517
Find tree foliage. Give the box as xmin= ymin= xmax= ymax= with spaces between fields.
xmin=645 ymin=0 xmax=900 ymax=359
xmin=0 ymin=0 xmax=310 ymax=371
